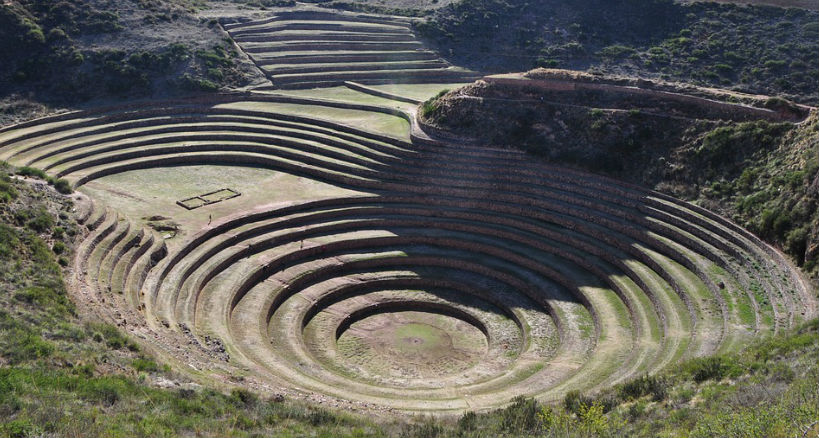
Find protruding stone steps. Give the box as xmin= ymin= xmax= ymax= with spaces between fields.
xmin=234 ymin=32 xmax=419 ymax=43
xmin=225 ymin=11 xmax=411 ymax=32
xmin=262 ymin=60 xmax=451 ymax=76
xmin=243 ymin=41 xmax=425 ymax=53
xmin=102 ymin=226 xmax=143 ymax=296
xmin=266 ymin=67 xmax=478 ymax=87
xmin=254 ymin=51 xmax=441 ymax=66
xmin=232 ymin=22 xmax=411 ymax=36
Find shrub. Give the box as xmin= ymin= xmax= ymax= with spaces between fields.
xmin=1 ymin=419 xmax=37 ymax=438
xmin=1 ymin=329 xmax=54 ymax=363
xmin=681 ymin=355 xmax=741 ymax=382
xmin=499 ymin=396 xmax=540 ymax=433
xmin=564 ymin=390 xmax=595 ymax=415
xmin=421 ymin=89 xmax=449 ymax=119
xmin=178 ymin=73 xmax=219 ymax=92
xmin=577 ymin=401 xmax=612 ymax=437
xmin=25 ymin=207 xmax=54 ymax=233
xmin=132 ymin=357 xmax=160 ymax=372
xmin=617 ymin=374 xmax=670 ymax=401
xmin=86 ymin=322 xmax=139 ymax=351
xmin=13 ymin=285 xmax=71 ymax=315
xmin=0 ymin=179 xmax=17 ymax=202
xmin=230 ymin=388 xmax=259 ymax=407
xmin=51 ymin=178 xmax=72 ymax=194
xmin=598 ymin=44 xmax=636 ymax=59
xmin=457 ymin=411 xmax=477 ymax=432
xmin=52 ymin=241 xmax=66 ymax=255
xmin=16 ymin=166 xmax=48 ymax=179
xmin=307 ymin=408 xmax=338 ymax=426
xmin=79 ymin=377 xmax=131 ymax=406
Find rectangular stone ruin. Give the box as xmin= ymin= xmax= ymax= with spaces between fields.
xmin=176 ymin=188 xmax=241 ymax=210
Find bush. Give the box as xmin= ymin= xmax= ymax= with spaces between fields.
xmin=617 ymin=374 xmax=670 ymax=401
xmin=0 ymin=179 xmax=17 ymax=203
xmin=1 ymin=329 xmax=54 ymax=363
xmin=681 ymin=355 xmax=742 ymax=382
xmin=564 ymin=390 xmax=595 ymax=415
xmin=25 ymin=207 xmax=54 ymax=233
xmin=499 ymin=396 xmax=540 ymax=433
xmin=1 ymin=419 xmax=37 ymax=438
xmin=51 ymin=178 xmax=72 ymax=194
xmin=178 ymin=73 xmax=219 ymax=92
xmin=132 ymin=357 xmax=160 ymax=372
xmin=52 ymin=241 xmax=66 ymax=254
xmin=87 ymin=322 xmax=139 ymax=351
xmin=457 ymin=411 xmax=477 ymax=432
xmin=230 ymin=388 xmax=259 ymax=407
xmin=13 ymin=285 xmax=71 ymax=315
xmin=421 ymin=89 xmax=449 ymax=119
xmin=16 ymin=166 xmax=48 ymax=180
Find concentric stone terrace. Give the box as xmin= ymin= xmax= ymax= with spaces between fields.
xmin=225 ymin=10 xmax=480 ymax=89
xmin=0 ymin=93 xmax=813 ymax=411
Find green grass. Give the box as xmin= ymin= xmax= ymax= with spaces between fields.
xmin=0 ymin=367 xmax=383 ymax=438
xmin=15 ymin=165 xmax=72 ymax=194
xmin=418 ymin=319 xmax=819 ymax=438
xmin=214 ymin=101 xmax=412 ymax=141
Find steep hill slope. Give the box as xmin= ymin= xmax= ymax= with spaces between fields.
xmin=0 ymin=0 xmax=265 ymax=122
xmin=415 ymin=0 xmax=819 ymax=104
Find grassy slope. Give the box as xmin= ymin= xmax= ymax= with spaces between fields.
xmin=415 ymin=0 xmax=819 ymax=105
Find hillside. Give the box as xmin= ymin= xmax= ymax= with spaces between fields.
xmin=415 ymin=0 xmax=819 ymax=105
xmin=0 ymin=0 xmax=266 ymax=123
xmin=420 ymin=70 xmax=819 ymax=277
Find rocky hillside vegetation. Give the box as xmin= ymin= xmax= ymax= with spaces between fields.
xmin=416 ymin=0 xmax=819 ymax=104
xmin=0 ymin=0 xmax=265 ymax=122
xmin=420 ymin=70 xmax=819 ymax=276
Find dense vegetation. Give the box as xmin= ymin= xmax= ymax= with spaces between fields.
xmin=0 ymin=0 xmax=250 ymax=106
xmin=692 ymin=118 xmax=819 ymax=273
xmin=416 ymin=0 xmax=819 ymax=104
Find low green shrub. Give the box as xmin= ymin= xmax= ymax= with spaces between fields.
xmin=617 ymin=374 xmax=670 ymax=401
xmin=16 ymin=166 xmax=47 ymax=180
xmin=51 ymin=178 xmax=72 ymax=194
xmin=86 ymin=322 xmax=139 ymax=351
xmin=680 ymin=355 xmax=742 ymax=382
xmin=132 ymin=357 xmax=160 ymax=373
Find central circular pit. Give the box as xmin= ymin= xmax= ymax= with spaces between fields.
xmin=337 ymin=310 xmax=488 ymax=380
